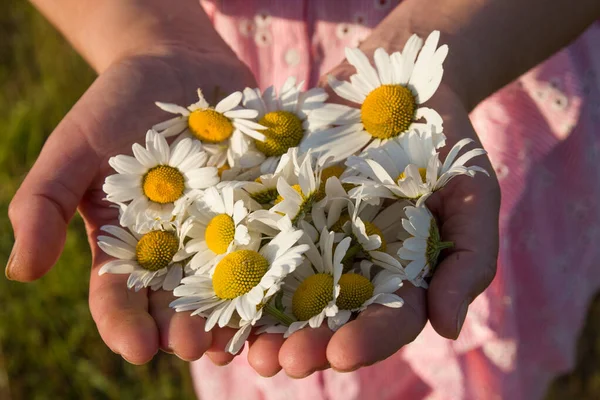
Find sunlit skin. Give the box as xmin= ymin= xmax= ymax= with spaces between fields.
xmin=8 ymin=0 xmax=598 ymax=379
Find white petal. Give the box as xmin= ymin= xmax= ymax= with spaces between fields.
xmin=224 ymin=108 xmax=258 ymax=119
xmin=327 ymin=75 xmax=365 ymax=104
xmin=215 ymin=92 xmax=243 ymax=113
xmin=162 ymin=265 xmax=183 ymax=291
xmin=345 ymin=48 xmax=380 ymax=89
xmin=155 ymin=102 xmax=190 ymax=116
xmin=226 ymin=324 xmax=251 ymax=354
xmin=98 ymin=260 xmax=136 ymax=275
xmin=373 ymin=48 xmax=393 ymax=85
xmin=370 ymin=293 xmax=404 ymax=308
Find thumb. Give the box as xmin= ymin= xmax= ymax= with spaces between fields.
xmin=6 ymin=114 xmax=99 ymax=281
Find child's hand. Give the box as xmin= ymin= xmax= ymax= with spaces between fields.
xmin=238 ymin=65 xmax=501 ymax=378
xmin=6 ymin=45 xmax=257 ymax=364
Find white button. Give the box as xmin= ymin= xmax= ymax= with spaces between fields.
xmin=254 ymin=30 xmax=272 ymax=47
xmin=254 ymin=10 xmax=272 ymax=28
xmin=336 ymin=23 xmax=352 ymax=39
xmin=374 ymin=0 xmax=392 ymax=10
xmin=551 ymin=92 xmax=569 ymax=110
xmin=353 ymin=12 xmax=367 ymax=25
xmin=239 ymin=18 xmax=255 ymax=37
xmin=284 ymin=48 xmax=301 ymax=67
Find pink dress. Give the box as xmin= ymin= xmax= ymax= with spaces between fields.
xmin=192 ymin=1 xmax=600 ymax=399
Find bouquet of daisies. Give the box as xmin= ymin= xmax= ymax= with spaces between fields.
xmin=98 ymin=31 xmax=488 ymax=354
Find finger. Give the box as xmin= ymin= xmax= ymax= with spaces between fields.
xmin=89 ymin=269 xmax=159 ymax=364
xmin=84 ymin=204 xmax=160 ymax=365
xmin=326 ymin=285 xmax=427 ymax=372
xmin=6 ymin=117 xmax=99 ymax=281
xmin=426 ymin=175 xmax=500 ymax=339
xmin=149 ymin=290 xmax=212 ymax=361
xmin=279 ymin=325 xmax=333 ymax=378
xmin=247 ymin=333 xmax=285 ymax=377
xmin=205 ymin=327 xmax=241 ymax=366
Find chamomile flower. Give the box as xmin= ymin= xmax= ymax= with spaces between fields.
xmin=331 ymin=198 xmax=408 ymax=270
xmin=103 ymin=130 xmax=219 ymax=229
xmin=301 ymin=31 xmax=448 ymax=161
xmin=281 ymin=231 xmax=352 ymax=337
xmin=344 ymin=134 xmax=488 ymax=205
xmin=271 ymin=152 xmax=322 ymax=224
xmin=176 ymin=185 xmax=257 ymax=274
xmin=97 ymin=224 xmax=186 ymax=291
xmin=153 ymin=89 xmax=266 ymax=168
xmin=329 ymin=262 xmax=404 ymax=330
xmin=242 ymin=147 xmax=303 ymax=209
xmin=398 ymin=205 xmax=453 ymax=287
xmin=170 ymin=218 xmax=309 ymax=331
xmin=242 ymin=77 xmax=329 ymax=173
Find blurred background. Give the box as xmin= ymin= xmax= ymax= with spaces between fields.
xmin=0 ymin=1 xmax=598 ymax=399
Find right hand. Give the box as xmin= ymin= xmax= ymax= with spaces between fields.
xmin=6 ymin=44 xmax=257 ymax=365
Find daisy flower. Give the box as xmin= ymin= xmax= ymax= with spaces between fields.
xmin=398 ymin=205 xmax=453 ymax=288
xmin=242 ymin=77 xmax=329 ymax=173
xmin=301 ymin=30 xmax=448 ymax=162
xmin=170 ymin=218 xmax=309 ymax=331
xmin=331 ymin=197 xmax=408 ymax=270
xmin=344 ymin=133 xmax=488 ymax=205
xmin=270 ymin=151 xmax=322 ymax=224
xmin=280 ymin=230 xmax=352 ymax=337
xmin=328 ymin=262 xmax=404 ymax=331
xmin=242 ymin=147 xmax=304 ymax=209
xmin=97 ymin=224 xmax=186 ymax=291
xmin=175 ymin=185 xmax=258 ymax=274
xmin=103 ymin=130 xmax=219 ymax=229
xmin=153 ymin=89 xmax=266 ymax=168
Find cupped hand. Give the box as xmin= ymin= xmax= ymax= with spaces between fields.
xmin=6 ymin=44 xmax=257 ymax=364
xmin=243 ymin=61 xmax=501 ymax=377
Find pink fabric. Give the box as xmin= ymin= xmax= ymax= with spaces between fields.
xmin=193 ymin=1 xmax=600 ymax=399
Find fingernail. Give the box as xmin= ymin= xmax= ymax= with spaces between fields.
xmin=456 ymin=301 xmax=469 ymax=339
xmin=5 ymin=243 xmax=17 ymax=281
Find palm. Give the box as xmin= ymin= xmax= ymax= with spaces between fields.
xmin=242 ymin=81 xmax=500 ymax=376
xmin=9 ymin=48 xmax=257 ymax=363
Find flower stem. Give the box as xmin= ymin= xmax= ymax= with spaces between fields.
xmin=437 ymin=241 xmax=454 ymax=250
xmin=264 ymin=303 xmax=295 ymax=326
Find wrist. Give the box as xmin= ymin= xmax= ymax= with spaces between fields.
xmin=31 ymin=0 xmax=236 ymax=74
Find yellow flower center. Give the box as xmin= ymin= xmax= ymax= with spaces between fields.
xmin=397 ymin=168 xmax=427 ymax=183
xmin=315 ymin=165 xmax=346 ymax=201
xmin=188 ymin=109 xmax=234 ymax=143
xmin=212 ymin=250 xmax=269 ymax=299
xmin=292 ymin=273 xmax=334 ymax=321
xmin=256 ymin=111 xmax=304 ymax=157
xmin=361 ymin=85 xmax=416 ymax=139
xmin=135 ymin=230 xmax=179 ymax=271
xmin=205 ymin=214 xmax=236 ymax=254
xmin=142 ymin=165 xmax=185 ymax=204
xmin=336 ymin=273 xmax=374 ymax=310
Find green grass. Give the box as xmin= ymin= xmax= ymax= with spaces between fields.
xmin=0 ymin=1 xmax=195 ymax=399
xmin=0 ymin=1 xmax=598 ymax=399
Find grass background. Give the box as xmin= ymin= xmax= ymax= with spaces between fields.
xmin=0 ymin=1 xmax=598 ymax=399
